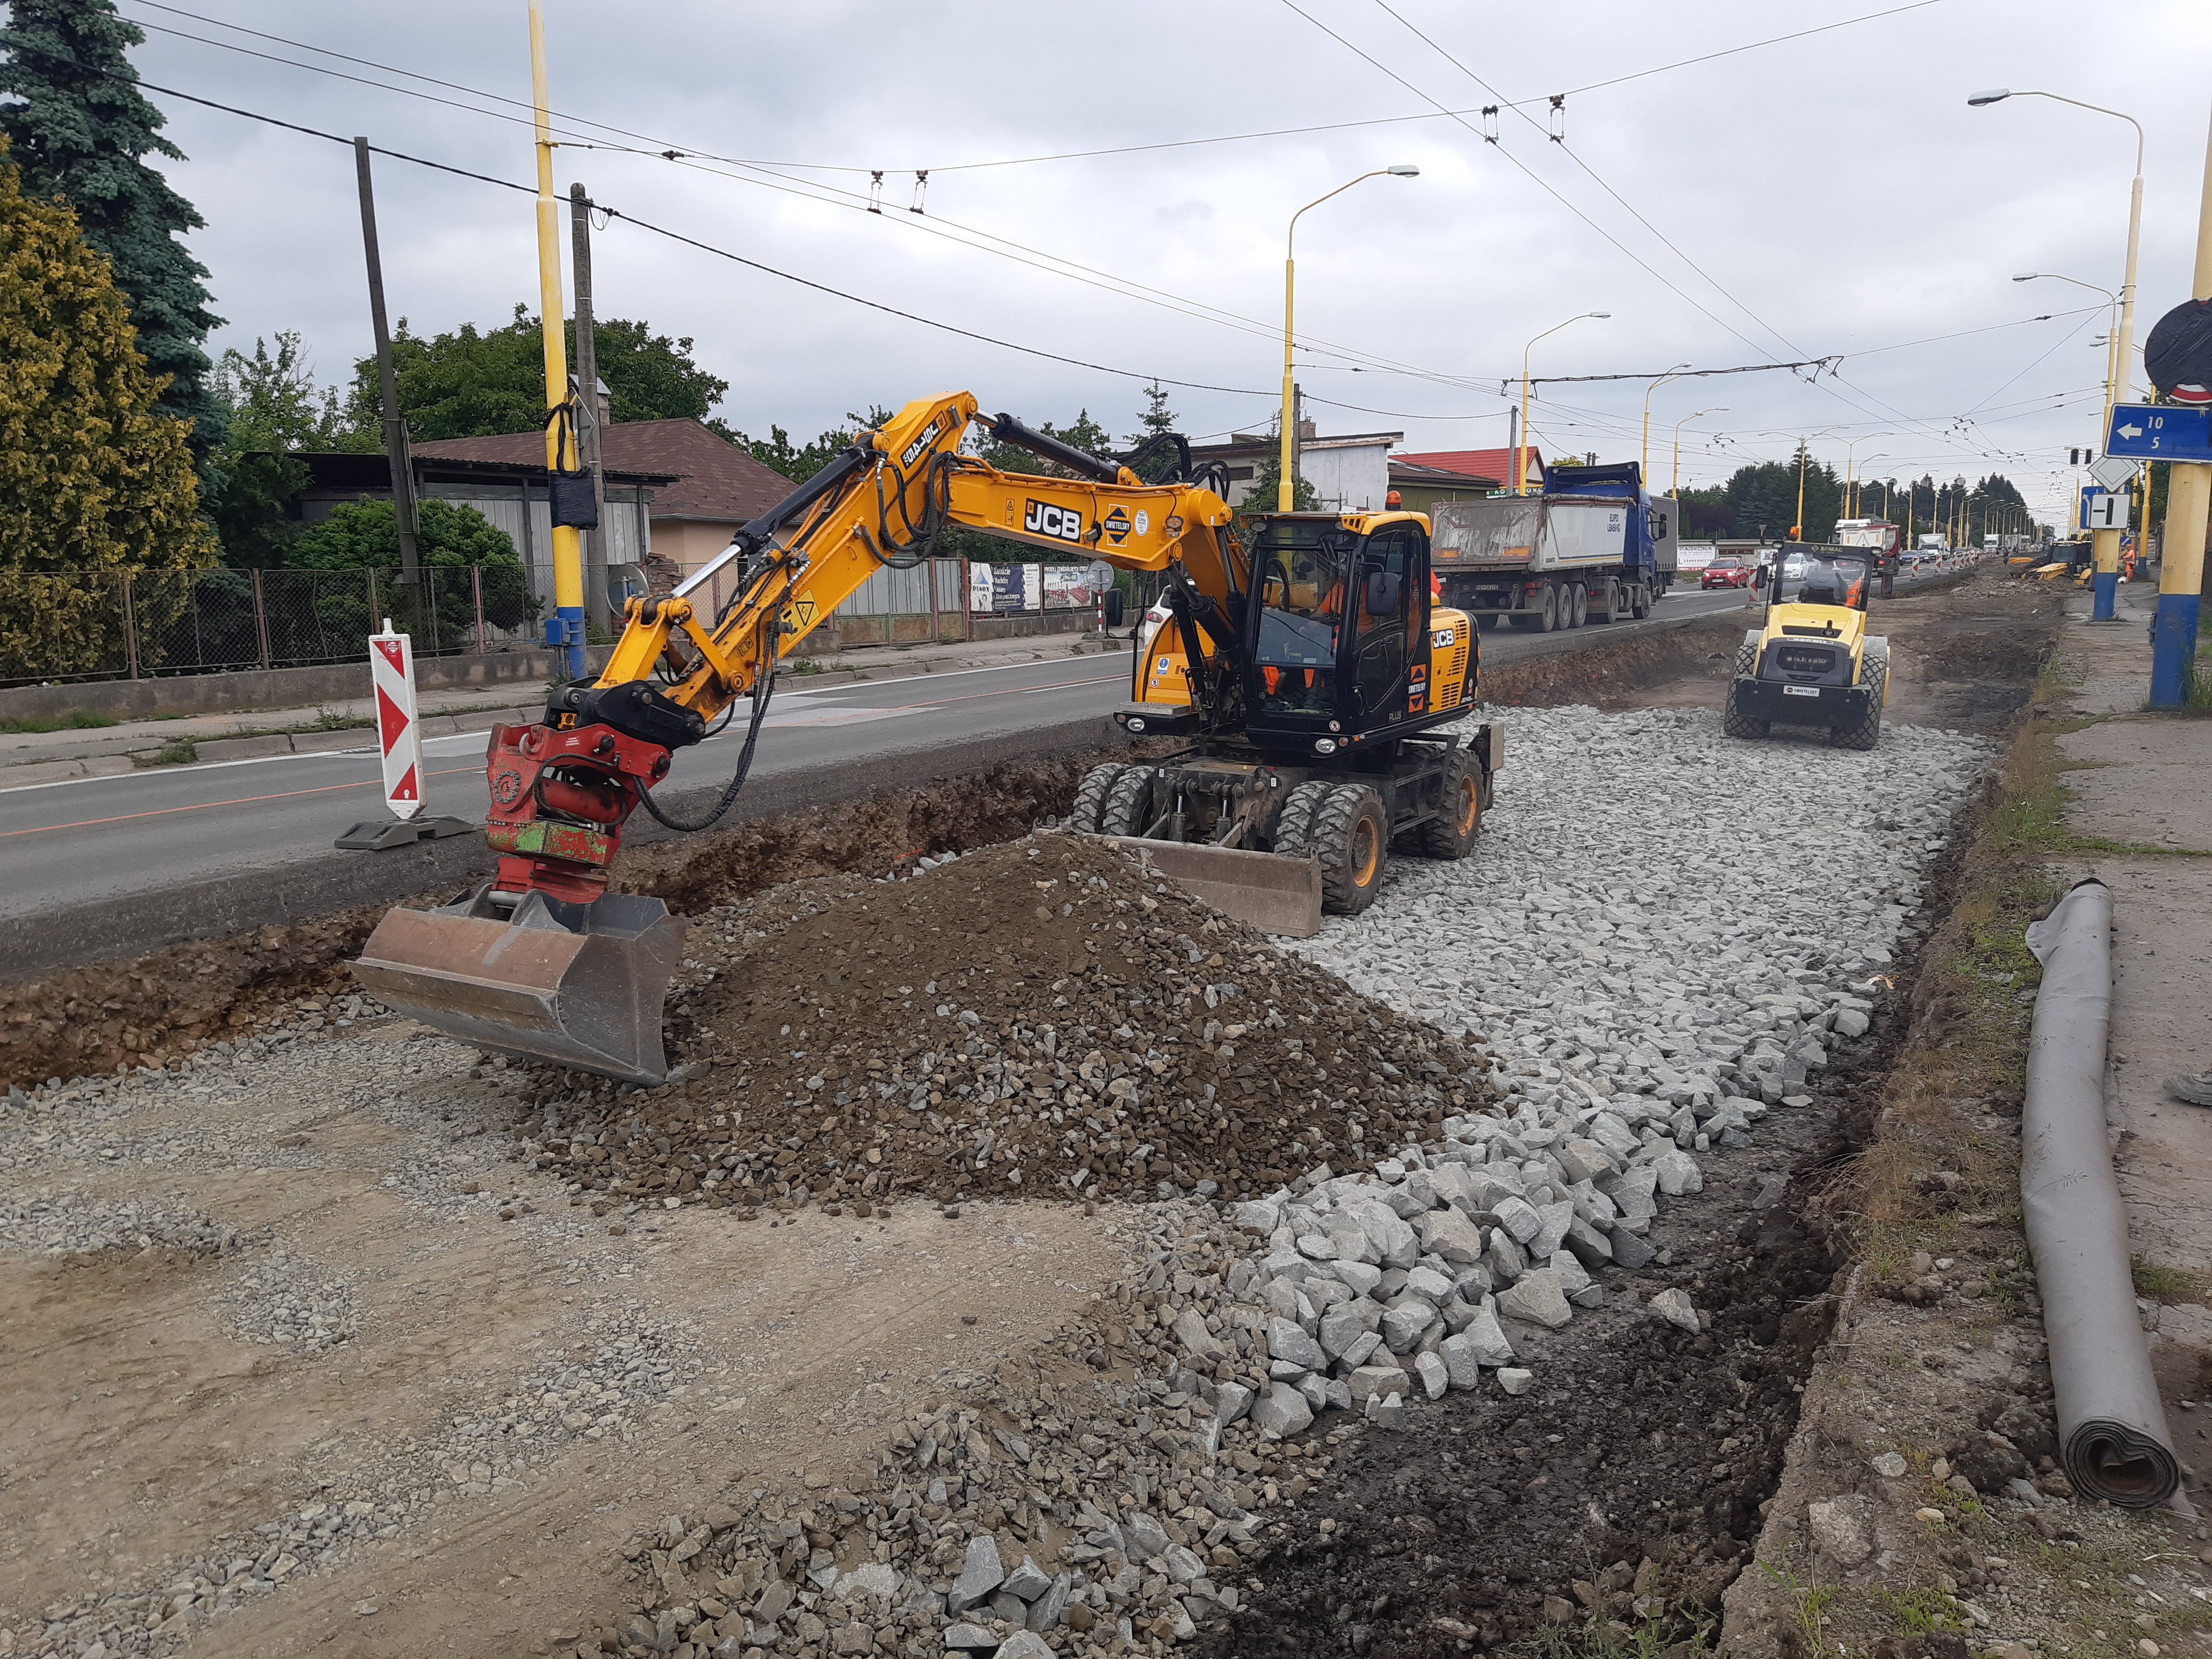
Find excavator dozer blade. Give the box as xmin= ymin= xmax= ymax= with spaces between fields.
xmin=1100 ymin=837 xmax=1323 ymax=938
xmin=350 ymin=887 xmax=687 ymax=1086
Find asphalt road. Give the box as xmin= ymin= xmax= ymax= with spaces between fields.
xmin=0 ymin=587 xmax=1756 ymax=929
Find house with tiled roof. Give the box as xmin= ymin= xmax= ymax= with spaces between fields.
xmin=413 ymin=418 xmax=794 ymax=589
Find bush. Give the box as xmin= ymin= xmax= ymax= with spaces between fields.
xmin=292 ymin=497 xmax=538 ymax=644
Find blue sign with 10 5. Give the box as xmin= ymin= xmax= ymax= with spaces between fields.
xmin=2105 ymin=403 xmax=2212 ymax=462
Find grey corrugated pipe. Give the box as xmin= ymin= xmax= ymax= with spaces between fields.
xmin=2022 ymin=877 xmax=2180 ymax=1508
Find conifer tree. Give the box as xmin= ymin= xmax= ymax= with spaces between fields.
xmin=0 ymin=0 xmax=221 ymax=445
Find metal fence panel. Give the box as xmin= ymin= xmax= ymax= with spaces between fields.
xmin=0 ymin=565 xmax=546 ymax=686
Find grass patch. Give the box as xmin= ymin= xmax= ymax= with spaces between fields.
xmin=2130 ymin=1254 xmax=2209 ymax=1304
xmin=1874 ymin=1586 xmax=1963 ymax=1635
xmin=0 ymin=709 xmax=117 ymax=733
xmin=140 ymin=737 xmax=197 ymax=767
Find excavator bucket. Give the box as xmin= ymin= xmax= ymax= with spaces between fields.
xmin=350 ymin=885 xmax=687 ymax=1085
xmin=1101 ymin=837 xmax=1324 ymax=938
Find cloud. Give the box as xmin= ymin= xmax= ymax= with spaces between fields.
xmin=110 ymin=0 xmax=2212 ymax=522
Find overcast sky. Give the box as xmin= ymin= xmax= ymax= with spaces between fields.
xmin=84 ymin=0 xmax=2212 ymax=528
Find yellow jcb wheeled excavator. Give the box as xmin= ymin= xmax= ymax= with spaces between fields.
xmin=351 ymin=392 xmax=1498 ymax=1084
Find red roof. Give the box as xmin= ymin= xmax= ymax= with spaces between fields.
xmin=415 ymin=419 xmax=793 ymax=524
xmin=1394 ymin=446 xmax=1541 ymax=488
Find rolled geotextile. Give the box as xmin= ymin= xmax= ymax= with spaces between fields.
xmin=2021 ymin=877 xmax=2179 ymax=1508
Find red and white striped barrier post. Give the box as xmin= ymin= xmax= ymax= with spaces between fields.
xmin=335 ymin=617 xmax=475 ymax=851
xmin=370 ymin=619 xmax=424 ymax=821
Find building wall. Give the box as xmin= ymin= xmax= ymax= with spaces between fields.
xmin=1299 ymin=441 xmax=1393 ymax=512
xmin=1390 ymin=482 xmax=1492 ymax=517
xmin=652 ymin=519 xmax=741 ymax=583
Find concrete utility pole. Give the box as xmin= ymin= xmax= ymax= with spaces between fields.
xmin=569 ymin=182 xmax=612 ymax=636
xmin=352 ymin=138 xmax=419 ymax=585
xmin=2152 ymin=103 xmax=2212 ymax=707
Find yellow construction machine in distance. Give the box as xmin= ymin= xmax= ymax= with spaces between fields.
xmin=1722 ymin=544 xmax=1889 ymax=750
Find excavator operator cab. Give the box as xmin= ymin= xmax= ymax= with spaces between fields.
xmin=1244 ymin=512 xmax=1473 ymax=753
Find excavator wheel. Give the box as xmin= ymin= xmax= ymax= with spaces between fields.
xmin=1099 ymin=765 xmax=1160 ymax=838
xmin=1271 ymin=781 xmax=1335 ymax=857
xmin=1721 ymin=642 xmax=1768 ymax=740
xmin=1415 ymin=747 xmax=1483 ymax=859
xmin=1069 ymin=763 xmax=1127 ymax=833
xmin=1314 ymin=784 xmax=1390 ymax=915
xmin=1835 ymin=652 xmax=1888 ymax=751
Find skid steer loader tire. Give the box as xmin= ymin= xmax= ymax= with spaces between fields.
xmin=1415 ymin=746 xmax=1483 ymax=859
xmin=1272 ymin=781 xmax=1335 ymax=858
xmin=1836 ymin=654 xmax=1887 ymax=751
xmin=1315 ymin=784 xmax=1390 ymax=915
xmin=1070 ymin=763 xmax=1127 ymax=832
xmin=1721 ymin=642 xmax=1768 ymax=739
xmin=1099 ymin=765 xmax=1159 ymax=838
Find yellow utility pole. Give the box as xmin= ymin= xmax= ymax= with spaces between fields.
xmin=1671 ymin=407 xmax=1724 ymax=496
xmin=2152 ymin=102 xmax=2212 ymax=707
xmin=1280 ymin=166 xmax=1418 ymax=511
xmin=529 ymin=0 xmax=584 ymax=680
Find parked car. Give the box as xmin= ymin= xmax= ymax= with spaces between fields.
xmin=1700 ymin=556 xmax=1752 ymax=589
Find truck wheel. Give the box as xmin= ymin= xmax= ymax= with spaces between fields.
xmin=1836 ymin=654 xmax=1888 ymax=751
xmin=1099 ymin=766 xmax=1159 ymax=837
xmin=1315 ymin=785 xmax=1390 ymax=914
xmin=1721 ymin=643 xmax=1768 ymax=739
xmin=1632 ymin=582 xmax=1652 ymax=618
xmin=1414 ymin=747 xmax=1482 ymax=859
xmin=1538 ymin=584 xmax=1561 ymax=631
xmin=1070 ymin=763 xmax=1126 ymax=832
xmin=1568 ymin=584 xmax=1589 ymax=627
xmin=1271 ymin=780 xmax=1334 ymax=857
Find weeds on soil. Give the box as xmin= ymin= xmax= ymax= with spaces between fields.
xmin=2129 ymin=1254 xmax=2210 ymax=1304
xmin=0 ymin=709 xmax=116 ymax=733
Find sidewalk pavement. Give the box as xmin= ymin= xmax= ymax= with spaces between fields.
xmin=2046 ymin=585 xmax=2212 ymax=1390
xmin=0 ymin=628 xmax=1129 ymax=788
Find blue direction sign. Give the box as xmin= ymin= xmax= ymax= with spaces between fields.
xmin=2106 ymin=403 xmax=2212 ymax=461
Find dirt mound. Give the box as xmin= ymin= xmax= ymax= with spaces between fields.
xmin=508 ymin=833 xmax=1496 ymax=1212
xmin=0 ymin=752 xmax=1133 ymax=1092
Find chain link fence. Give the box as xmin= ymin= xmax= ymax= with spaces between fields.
xmin=0 ymin=566 xmax=542 ymax=686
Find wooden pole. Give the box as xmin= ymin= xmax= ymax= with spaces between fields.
xmin=569 ymin=182 xmax=612 ymax=635
xmin=352 ymin=138 xmax=420 ymax=585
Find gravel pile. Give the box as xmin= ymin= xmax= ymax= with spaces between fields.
xmin=216 ymin=1254 xmax=364 ymax=1349
xmin=521 ymin=834 xmax=1493 ymax=1215
xmin=0 ymin=1189 xmax=247 ymax=1257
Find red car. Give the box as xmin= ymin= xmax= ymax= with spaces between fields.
xmin=1701 ymin=556 xmax=1752 ymax=589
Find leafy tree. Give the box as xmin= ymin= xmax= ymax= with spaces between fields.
xmin=291 ymin=496 xmax=536 ymax=646
xmin=724 ymin=406 xmax=900 ymax=485
xmin=206 ymin=332 xmax=369 ymax=569
xmin=0 ymin=0 xmax=221 ymax=448
xmin=348 ymin=304 xmax=730 ymax=442
xmin=0 ymin=141 xmax=214 ymax=679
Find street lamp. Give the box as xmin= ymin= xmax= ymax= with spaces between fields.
xmin=1847 ymin=452 xmax=1890 ymax=518
xmin=1279 ymin=165 xmax=1419 ymax=511
xmin=1641 ymin=363 xmax=1691 ymax=481
xmin=2014 ymin=272 xmax=2122 ymax=414
xmin=1519 ymin=312 xmax=1610 ymax=495
xmin=1670 ymin=407 xmax=1725 ymax=497
xmin=1970 ymin=86 xmax=2143 ymax=617
xmin=1841 ymin=437 xmax=1891 ymax=517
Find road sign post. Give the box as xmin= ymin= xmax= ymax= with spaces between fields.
xmin=335 ymin=619 xmax=476 ymax=851
xmin=2107 ymin=403 xmax=2212 ymax=461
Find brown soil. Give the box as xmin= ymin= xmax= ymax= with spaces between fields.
xmin=505 ymin=833 xmax=1495 ymax=1215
